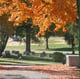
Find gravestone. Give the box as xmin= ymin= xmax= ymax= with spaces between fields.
xmin=12 ymin=50 xmax=19 ymax=54
xmin=48 ymin=54 xmax=52 ymax=57
xmin=66 ymin=55 xmax=79 ymax=67
xmin=17 ymin=53 xmax=22 ymax=58
xmin=3 ymin=50 xmax=11 ymax=57
xmin=12 ymin=50 xmax=22 ymax=58
xmin=40 ymin=52 xmax=46 ymax=57
xmin=31 ymin=51 xmax=35 ymax=55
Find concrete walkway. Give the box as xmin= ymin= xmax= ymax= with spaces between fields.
xmin=0 ymin=65 xmax=49 ymax=79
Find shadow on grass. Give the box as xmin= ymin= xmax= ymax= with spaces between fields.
xmin=21 ymin=56 xmax=53 ymax=62
xmin=36 ymin=47 xmax=72 ymax=51
xmin=0 ymin=56 xmax=54 ymax=65
xmin=0 ymin=60 xmax=23 ymax=64
xmin=48 ymin=47 xmax=72 ymax=51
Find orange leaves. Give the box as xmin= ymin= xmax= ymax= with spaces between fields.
xmin=0 ymin=0 xmax=8 ymax=3
xmin=0 ymin=7 xmax=4 ymax=16
xmin=0 ymin=15 xmax=14 ymax=35
xmin=49 ymin=0 xmax=78 ymax=28
xmin=43 ymin=0 xmax=53 ymax=4
xmin=0 ymin=0 xmax=11 ymax=4
xmin=0 ymin=0 xmax=78 ymax=35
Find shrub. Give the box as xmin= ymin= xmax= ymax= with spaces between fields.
xmin=52 ymin=52 xmax=66 ymax=64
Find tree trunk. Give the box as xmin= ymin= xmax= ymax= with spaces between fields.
xmin=25 ymin=23 xmax=32 ymax=55
xmin=45 ymin=37 xmax=49 ymax=49
xmin=71 ymin=37 xmax=75 ymax=54
xmin=76 ymin=0 xmax=79 ymax=49
xmin=72 ymin=43 xmax=75 ymax=54
xmin=77 ymin=0 xmax=79 ymax=14
xmin=0 ymin=35 xmax=9 ymax=56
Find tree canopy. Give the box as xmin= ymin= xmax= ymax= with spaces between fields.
xmin=0 ymin=0 xmax=78 ymax=35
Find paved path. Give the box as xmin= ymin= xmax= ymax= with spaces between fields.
xmin=0 ymin=65 xmax=49 ymax=79
xmin=0 ymin=65 xmax=79 ymax=79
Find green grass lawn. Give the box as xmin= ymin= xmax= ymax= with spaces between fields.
xmin=5 ymin=37 xmax=74 ymax=53
xmin=0 ymin=58 xmax=62 ymax=65
xmin=5 ymin=40 xmax=78 ymax=54
xmin=0 ymin=37 xmax=78 ymax=65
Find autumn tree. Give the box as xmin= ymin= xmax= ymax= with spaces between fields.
xmin=0 ymin=15 xmax=14 ymax=56
xmin=15 ymin=22 xmax=39 ymax=55
xmin=44 ymin=23 xmax=55 ymax=49
xmin=64 ymin=23 xmax=79 ymax=54
xmin=64 ymin=0 xmax=79 ymax=54
xmin=0 ymin=0 xmax=78 ymax=55
xmin=0 ymin=0 xmax=78 ymax=32
xmin=0 ymin=26 xmax=9 ymax=56
xmin=38 ymin=23 xmax=56 ymax=49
